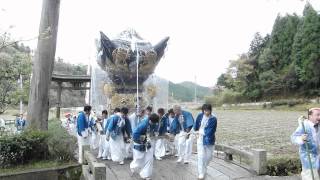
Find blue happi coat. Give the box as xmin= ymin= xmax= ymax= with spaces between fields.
xmin=15 ymin=117 xmax=26 ymax=131
xmin=122 ymin=116 xmax=132 ymax=138
xmin=77 ymin=111 xmax=89 ymax=136
xmin=132 ymin=117 xmax=158 ymax=151
xmin=193 ymin=112 xmax=217 ymax=145
xmin=291 ymin=120 xmax=320 ymax=169
xmin=106 ymin=114 xmax=131 ymax=140
xmin=158 ymin=115 xmax=168 ymax=136
xmin=170 ymin=110 xmax=194 ymax=135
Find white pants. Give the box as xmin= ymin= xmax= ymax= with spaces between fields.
xmin=90 ymin=131 xmax=99 ymax=150
xmin=301 ymin=168 xmax=320 ymax=180
xmin=125 ymin=142 xmax=133 ymax=159
xmin=155 ymin=138 xmax=166 ymax=158
xmin=177 ymin=131 xmax=193 ymax=161
xmin=109 ymin=134 xmax=125 ymax=162
xmin=77 ymin=135 xmax=90 ymax=164
xmin=98 ymin=134 xmax=110 ymax=159
xmin=197 ymin=137 xmax=214 ymax=177
xmin=130 ymin=144 xmax=154 ymax=178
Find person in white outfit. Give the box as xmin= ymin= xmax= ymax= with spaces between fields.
xmin=97 ymin=110 xmax=111 ymax=160
xmin=170 ymin=105 xmax=194 ymax=164
xmin=106 ymin=107 xmax=130 ymax=165
xmin=154 ymin=108 xmax=168 ymax=160
xmin=291 ymin=108 xmax=320 ymax=180
xmin=76 ymin=105 xmax=91 ymax=164
xmin=130 ymin=113 xmax=160 ymax=180
xmin=166 ymin=108 xmax=177 ymax=156
xmin=193 ymin=104 xmax=217 ymax=180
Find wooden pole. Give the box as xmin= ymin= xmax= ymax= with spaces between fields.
xmin=56 ymin=82 xmax=62 ymax=119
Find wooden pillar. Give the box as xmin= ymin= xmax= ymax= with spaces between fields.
xmin=56 ymin=82 xmax=62 ymax=119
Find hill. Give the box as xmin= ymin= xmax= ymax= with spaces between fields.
xmin=169 ymin=81 xmax=212 ymax=102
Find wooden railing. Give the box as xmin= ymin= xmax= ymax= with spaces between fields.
xmin=214 ymin=144 xmax=267 ymax=175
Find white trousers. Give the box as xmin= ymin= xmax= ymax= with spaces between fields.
xmin=125 ymin=142 xmax=133 ymax=159
xmin=90 ymin=131 xmax=99 ymax=150
xmin=109 ymin=134 xmax=125 ymax=162
xmin=77 ymin=135 xmax=90 ymax=164
xmin=155 ymin=138 xmax=166 ymax=158
xmin=130 ymin=144 xmax=154 ymax=178
xmin=98 ymin=134 xmax=110 ymax=159
xmin=301 ymin=168 xmax=320 ymax=180
xmin=197 ymin=137 xmax=214 ymax=177
xmin=177 ymin=131 xmax=193 ymax=161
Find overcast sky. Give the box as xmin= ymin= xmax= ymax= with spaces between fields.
xmin=1 ymin=0 xmax=319 ymax=87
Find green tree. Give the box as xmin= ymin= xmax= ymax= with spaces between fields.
xmin=292 ymin=3 xmax=320 ymax=94
xmin=0 ymin=36 xmax=32 ymax=114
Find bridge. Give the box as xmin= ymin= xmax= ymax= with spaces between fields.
xmin=80 ymin=144 xmax=268 ymax=180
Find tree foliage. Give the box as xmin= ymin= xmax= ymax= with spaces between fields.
xmin=216 ymin=3 xmax=320 ymax=102
xmin=0 ymin=33 xmax=32 ymax=114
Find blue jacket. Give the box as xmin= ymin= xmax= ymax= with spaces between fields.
xmin=132 ymin=117 xmax=158 ymax=144
xmin=122 ymin=116 xmax=132 ymax=138
xmin=291 ymin=120 xmax=320 ymax=169
xmin=15 ymin=117 xmax=26 ymax=130
xmin=170 ymin=110 xmax=194 ymax=135
xmin=89 ymin=117 xmax=96 ymax=131
xmin=107 ymin=114 xmax=131 ymax=140
xmin=158 ymin=115 xmax=168 ymax=136
xmin=77 ymin=111 xmax=89 ymax=136
xmin=193 ymin=113 xmax=217 ymax=145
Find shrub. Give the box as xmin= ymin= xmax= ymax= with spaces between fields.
xmin=0 ymin=131 xmax=49 ymax=168
xmin=205 ymin=90 xmax=246 ymax=106
xmin=267 ymin=157 xmax=301 ymax=176
xmin=270 ymin=99 xmax=305 ymax=107
xmin=0 ymin=119 xmax=77 ymax=168
xmin=47 ymin=120 xmax=77 ymax=161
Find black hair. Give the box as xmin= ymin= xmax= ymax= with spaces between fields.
xmin=202 ymin=104 xmax=212 ymax=112
xmin=149 ymin=113 xmax=159 ymax=123
xmin=168 ymin=108 xmax=174 ymax=114
xmin=121 ymin=107 xmax=129 ymax=115
xmin=84 ymin=105 xmax=92 ymax=112
xmin=146 ymin=106 xmax=153 ymax=112
xmin=113 ymin=107 xmax=121 ymax=113
xmin=102 ymin=110 xmax=108 ymax=115
xmin=157 ymin=108 xmax=165 ymax=115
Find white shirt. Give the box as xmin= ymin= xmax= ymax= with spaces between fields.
xmin=199 ymin=115 xmax=209 ymax=136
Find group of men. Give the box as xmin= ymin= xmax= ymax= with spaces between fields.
xmin=76 ymin=104 xmax=217 ymax=180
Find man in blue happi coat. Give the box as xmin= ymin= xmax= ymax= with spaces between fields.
xmin=105 ymin=107 xmax=131 ymax=165
xmin=193 ymin=104 xmax=217 ymax=179
xmin=170 ymin=105 xmax=194 ymax=164
xmin=130 ymin=113 xmax=159 ymax=180
xmin=76 ymin=105 xmax=91 ymax=164
xmin=15 ymin=113 xmax=26 ymax=133
xmin=154 ymin=108 xmax=168 ymax=160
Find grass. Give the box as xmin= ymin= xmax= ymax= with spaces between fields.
xmin=0 ymin=160 xmax=77 ymax=174
xmin=215 ymin=103 xmax=320 ymax=112
xmin=190 ymin=109 xmax=303 ymax=159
